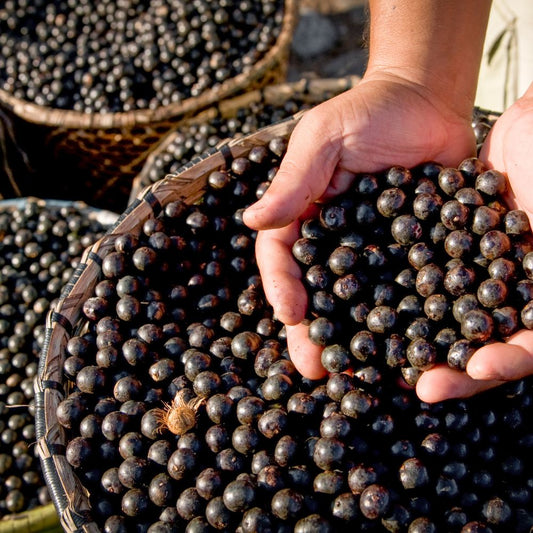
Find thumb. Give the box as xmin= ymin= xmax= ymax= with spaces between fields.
xmin=243 ymin=109 xmax=341 ymax=230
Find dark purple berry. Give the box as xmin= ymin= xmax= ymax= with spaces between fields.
xmin=399 ymin=458 xmax=429 ymax=489
xmin=359 ymin=484 xmax=390 ymax=519
xmin=477 ymin=278 xmax=508 ymax=308
xmin=321 ymin=344 xmax=351 ymax=374
xmin=438 ymin=168 xmax=465 ymax=196
xmin=475 ymin=169 xmax=507 ymax=196
xmin=391 ymin=215 xmax=423 ymax=245
xmin=447 ymin=339 xmax=476 ymax=371
xmin=271 ymin=488 xmax=304 ymax=520
xmin=479 ymin=230 xmax=511 ymax=260
xmin=461 ymin=309 xmax=494 ymax=342
xmin=328 ymin=247 xmax=357 ymax=276
xmin=350 ymin=331 xmax=377 ymax=362
xmin=308 ymin=317 xmax=336 ymax=346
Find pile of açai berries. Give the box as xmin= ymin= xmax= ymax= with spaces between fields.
xmin=0 ymin=0 xmax=284 ymax=113
xmin=293 ymin=158 xmax=533 ymax=384
xmin=55 ymin=138 xmax=533 ymax=532
xmin=0 ymin=199 xmax=113 ymax=517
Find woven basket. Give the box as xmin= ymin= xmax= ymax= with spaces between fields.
xmin=34 ymin=116 xmax=300 ymax=533
xmin=34 ymin=110 xmax=528 ymax=531
xmin=0 ymin=0 xmax=298 ymax=210
xmin=128 ymin=75 xmax=361 ymax=203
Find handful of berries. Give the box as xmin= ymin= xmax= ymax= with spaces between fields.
xmin=293 ymin=158 xmax=533 ymax=383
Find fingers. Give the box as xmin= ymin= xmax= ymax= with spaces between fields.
xmin=479 ymin=92 xmax=533 ymax=218
xmin=416 ymin=329 xmax=533 ymax=402
xmin=319 ymin=167 xmax=358 ymax=203
xmin=281 ymin=322 xmax=533 ymax=400
xmin=255 ymin=225 xmax=307 ymax=326
xmin=286 ymin=323 xmax=328 ymax=380
xmin=416 ymin=364 xmax=504 ymax=403
xmin=243 ymin=108 xmax=341 ymax=231
xmin=466 ymin=330 xmax=533 ymax=381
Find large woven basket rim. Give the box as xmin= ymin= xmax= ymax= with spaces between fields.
xmin=0 ymin=0 xmax=298 ymax=130
xmin=34 ymin=115 xmax=301 ymax=533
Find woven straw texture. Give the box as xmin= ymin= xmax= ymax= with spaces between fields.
xmin=0 ymin=0 xmax=298 ymax=207
xmin=34 ymin=116 xmax=300 ymax=533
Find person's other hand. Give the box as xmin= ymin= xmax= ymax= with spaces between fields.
xmin=243 ymin=72 xmax=476 ymax=380
xmin=417 ymin=83 xmax=533 ymax=402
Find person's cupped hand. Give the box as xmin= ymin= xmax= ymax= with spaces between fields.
xmin=243 ymin=71 xmax=478 ymax=387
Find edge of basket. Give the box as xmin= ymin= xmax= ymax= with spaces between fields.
xmin=128 ymin=75 xmax=361 ymax=203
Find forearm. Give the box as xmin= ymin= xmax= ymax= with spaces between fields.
xmin=366 ymin=0 xmax=492 ymax=118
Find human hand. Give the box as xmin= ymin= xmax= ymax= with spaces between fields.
xmin=243 ymin=72 xmax=477 ymax=380
xmin=417 ymin=83 xmax=533 ymax=402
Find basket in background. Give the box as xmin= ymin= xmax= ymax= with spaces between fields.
xmin=0 ymin=198 xmax=119 ymax=533
xmin=128 ymin=75 xmax=361 ymax=203
xmin=0 ymin=0 xmax=298 ymax=211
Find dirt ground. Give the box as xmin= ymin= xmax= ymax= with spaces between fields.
xmin=288 ymin=0 xmax=369 ymax=81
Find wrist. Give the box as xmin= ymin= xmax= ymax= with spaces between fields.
xmin=366 ymin=0 xmax=491 ymax=120
xmin=359 ymin=68 xmax=474 ymax=126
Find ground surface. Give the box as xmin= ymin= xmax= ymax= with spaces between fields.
xmin=288 ymin=0 xmax=369 ymax=82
